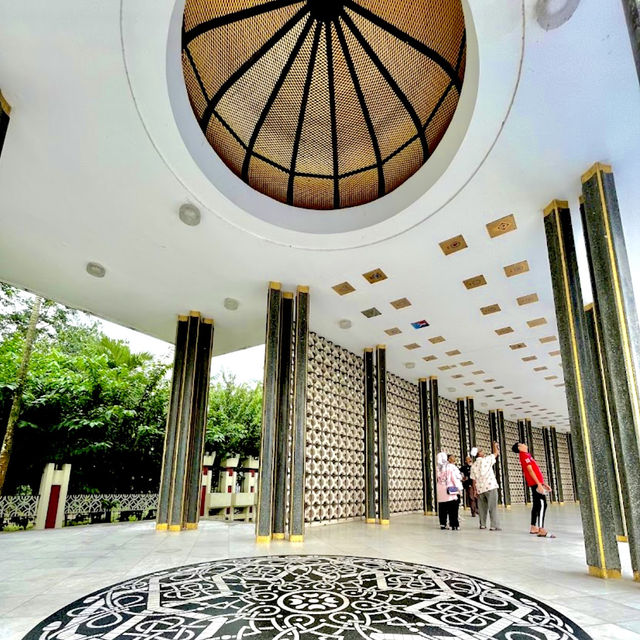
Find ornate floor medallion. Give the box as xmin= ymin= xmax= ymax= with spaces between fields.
xmin=23 ymin=555 xmax=591 ymax=639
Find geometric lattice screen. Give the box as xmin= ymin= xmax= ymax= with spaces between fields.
xmin=181 ymin=1 xmax=466 ymax=209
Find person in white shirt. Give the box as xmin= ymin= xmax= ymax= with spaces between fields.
xmin=470 ymin=441 xmax=502 ymax=531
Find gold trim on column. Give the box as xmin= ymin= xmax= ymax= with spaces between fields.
xmin=283 ymin=292 xmax=294 ymax=299
xmin=168 ymin=524 xmax=182 ymax=532
xmin=269 ymin=281 xmax=282 ymax=290
xmin=581 ymin=162 xmax=612 ymax=183
xmin=0 ymin=90 xmax=11 ymax=115
xmin=376 ymin=344 xmax=386 ymax=350
xmin=202 ymin=317 xmax=214 ymax=325
xmin=593 ymin=166 xmax=640 ymax=443
xmin=189 ymin=310 xmax=201 ymax=317
xmin=617 ymin=535 xmax=628 ymax=542
xmin=588 ymin=566 xmax=621 ymax=579
xmin=379 ymin=519 xmax=390 ymax=525
xmin=543 ymin=200 xmax=569 ymax=217
xmin=365 ymin=518 xmax=376 ymax=524
xmin=185 ymin=522 xmax=198 ymax=530
xmin=297 ymin=285 xmax=310 ymax=293
xmin=256 ymin=535 xmax=272 ymax=543
xmin=289 ymin=534 xmax=304 ymax=542
xmin=634 ymin=570 xmax=640 ymax=582
xmin=178 ymin=315 xmax=189 ymax=321
xmin=550 ymin=203 xmax=608 ymax=572
xmin=272 ymin=532 xmax=286 ymax=540
xmin=156 ymin=523 xmax=168 ymax=531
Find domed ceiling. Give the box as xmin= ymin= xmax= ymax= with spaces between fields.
xmin=181 ymin=0 xmax=466 ymax=210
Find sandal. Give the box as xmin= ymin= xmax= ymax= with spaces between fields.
xmin=537 ymin=531 xmax=556 ymax=538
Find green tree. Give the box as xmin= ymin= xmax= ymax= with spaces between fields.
xmin=206 ymin=372 xmax=262 ymax=461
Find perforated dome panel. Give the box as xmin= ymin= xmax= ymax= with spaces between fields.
xmin=182 ymin=0 xmax=466 ymax=210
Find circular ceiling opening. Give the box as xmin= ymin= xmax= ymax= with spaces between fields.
xmin=181 ymin=0 xmax=466 ymax=210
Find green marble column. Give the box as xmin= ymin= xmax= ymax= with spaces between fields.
xmin=428 ymin=377 xmax=441 ymax=516
xmin=566 ymin=433 xmax=579 ymax=500
xmin=525 ymin=419 xmax=535 ymax=457
xmin=584 ymin=303 xmax=627 ymax=541
xmin=582 ymin=163 xmax=640 ymax=577
xmin=457 ymin=398 xmax=468 ymax=465
xmin=364 ymin=348 xmax=376 ymax=523
xmin=542 ymin=427 xmax=557 ymax=503
xmin=496 ymin=410 xmax=511 ymax=508
xmin=272 ymin=294 xmax=294 ymax=540
xmin=256 ymin=283 xmax=282 ymax=542
xmin=185 ymin=319 xmax=215 ymax=528
xmin=289 ymin=286 xmax=309 ymax=542
xmin=376 ymin=346 xmax=390 ymax=524
xmin=466 ymin=397 xmax=477 ymax=451
xmin=621 ymin=0 xmax=640 ymax=84
xmin=488 ymin=411 xmax=502 ymax=501
xmin=157 ymin=316 xmax=189 ymax=530
xmin=543 ymin=199 xmax=621 ymax=578
xmin=517 ymin=419 xmax=530 ymax=504
xmin=550 ymin=427 xmax=565 ymax=503
xmin=419 ymin=379 xmax=435 ymax=515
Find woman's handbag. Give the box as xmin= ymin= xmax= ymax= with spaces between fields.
xmin=447 ymin=486 xmax=459 ymax=495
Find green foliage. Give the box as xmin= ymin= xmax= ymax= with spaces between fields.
xmin=206 ymin=372 xmax=262 ymax=460
xmin=0 ymin=284 xmax=263 ymax=494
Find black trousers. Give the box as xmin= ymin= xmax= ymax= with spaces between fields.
xmin=530 ymin=487 xmax=547 ymax=528
xmin=438 ymin=498 xmax=460 ymax=528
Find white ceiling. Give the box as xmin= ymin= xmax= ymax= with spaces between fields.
xmin=1 ymin=0 xmax=639 ymax=431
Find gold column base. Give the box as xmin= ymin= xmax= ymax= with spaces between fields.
xmin=365 ymin=518 xmax=376 ymax=524
xmin=155 ymin=523 xmax=168 ymax=531
xmin=424 ymin=511 xmax=436 ymax=516
xmin=272 ymin=533 xmax=286 ymax=540
xmin=185 ymin=523 xmax=198 ymax=530
xmin=289 ymin=534 xmax=304 ymax=542
xmin=379 ymin=519 xmax=390 ymax=525
xmin=588 ymin=565 xmax=622 ymax=579
xmin=168 ymin=524 xmax=182 ymax=532
xmin=256 ymin=535 xmax=272 ymax=543
xmin=506 ymin=505 xmax=512 ymax=510
xmin=617 ymin=535 xmax=628 ymax=543
xmin=559 ymin=501 xmax=565 ymax=506
xmin=634 ymin=571 xmax=640 ymax=582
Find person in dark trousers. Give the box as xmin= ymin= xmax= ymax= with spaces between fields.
xmin=436 ymin=452 xmax=463 ymax=530
xmin=512 ymin=442 xmax=554 ymax=537
xmin=460 ymin=454 xmax=478 ymax=517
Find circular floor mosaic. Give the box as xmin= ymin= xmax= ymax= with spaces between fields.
xmin=24 ymin=555 xmax=591 ymax=640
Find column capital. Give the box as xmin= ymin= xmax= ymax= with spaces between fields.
xmin=581 ymin=162 xmax=613 ymax=183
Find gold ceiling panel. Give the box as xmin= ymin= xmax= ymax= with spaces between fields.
xmin=527 ymin=317 xmax=547 ymax=328
xmin=480 ymin=304 xmax=501 ymax=315
xmin=332 ymin=281 xmax=355 ymax=295
xmin=385 ymin=327 xmax=402 ymax=336
xmin=503 ymin=260 xmax=530 ymax=277
xmin=522 ymin=355 xmax=537 ymax=362
xmin=463 ymin=275 xmax=487 ymax=290
xmin=539 ymin=335 xmax=557 ymax=344
xmin=495 ymin=326 xmax=514 ymax=336
xmin=549 ymin=350 xmax=561 ymax=356
xmin=534 ymin=366 xmax=548 ymax=371
xmin=405 ymin=342 xmax=420 ymax=350
xmin=363 ymin=268 xmax=388 ymax=284
xmin=439 ymin=235 xmax=468 ymax=256
xmin=517 ymin=293 xmax=539 ymax=306
xmin=446 ymin=349 xmax=461 ymax=356
xmin=452 ymin=374 xmax=463 ymax=379
xmin=390 ymin=297 xmax=412 ymax=309
xmin=486 ymin=214 xmax=517 ymax=238
xmin=423 ymin=355 xmax=437 ymax=362
xmin=509 ymin=343 xmax=526 ymax=350
xmin=429 ymin=336 xmax=446 ymax=344
xmin=460 ymin=360 xmax=473 ymax=366
xmin=545 ymin=375 xmax=558 ymax=380
xmin=472 ymin=370 xmax=484 ymax=375
xmin=361 ymin=307 xmax=381 ymax=318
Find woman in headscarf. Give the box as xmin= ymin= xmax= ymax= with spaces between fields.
xmin=436 ymin=451 xmax=464 ymax=530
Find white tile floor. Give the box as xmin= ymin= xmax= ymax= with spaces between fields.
xmin=0 ymin=504 xmax=638 ymax=640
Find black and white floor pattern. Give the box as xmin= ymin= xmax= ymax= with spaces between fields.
xmin=23 ymin=555 xmax=591 ymax=640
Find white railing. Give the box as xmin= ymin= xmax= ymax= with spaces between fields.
xmin=0 ymin=495 xmax=40 ymax=519
xmin=64 ymin=493 xmax=158 ymax=516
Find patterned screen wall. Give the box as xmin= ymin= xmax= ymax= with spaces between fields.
xmin=556 ymin=432 xmax=575 ymax=502
xmin=387 ymin=373 xmax=422 ymax=514
xmin=504 ymin=419 xmax=526 ymax=504
xmin=439 ymin=398 xmax=461 ymax=462
xmin=474 ymin=411 xmax=491 ymax=452
xmin=305 ymin=333 xmax=365 ymax=523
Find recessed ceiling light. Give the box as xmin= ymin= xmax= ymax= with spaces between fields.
xmin=224 ymin=297 xmax=239 ymax=311
xmin=404 ymin=362 xmax=415 ymax=369
xmin=447 ymin=387 xmax=456 ymax=393
xmin=179 ymin=203 xmax=201 ymax=226
xmin=339 ymin=319 xmax=352 ymax=329
xmin=86 ymin=262 xmax=106 ymax=278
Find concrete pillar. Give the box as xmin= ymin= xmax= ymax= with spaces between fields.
xmin=289 ymin=286 xmax=309 ymax=542
xmin=35 ymin=463 xmax=71 ymax=530
xmin=419 ymin=379 xmax=434 ymax=515
xmin=543 ymin=198 xmax=620 ymax=578
xmin=582 ymin=163 xmax=640 ymax=577
xmin=376 ymin=346 xmax=389 ymax=525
